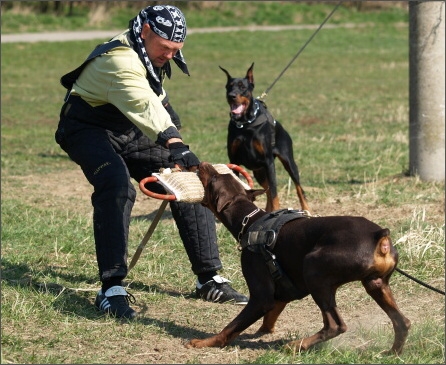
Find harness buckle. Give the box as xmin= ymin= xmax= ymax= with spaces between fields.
xmin=265 ymin=230 xmax=276 ymax=247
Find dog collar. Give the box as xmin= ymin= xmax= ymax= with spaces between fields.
xmin=245 ymin=99 xmax=261 ymax=124
xmin=237 ymin=208 xmax=262 ymax=243
xmin=231 ymin=99 xmax=261 ymax=128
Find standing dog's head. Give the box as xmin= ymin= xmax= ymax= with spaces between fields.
xmin=219 ymin=63 xmax=255 ymax=121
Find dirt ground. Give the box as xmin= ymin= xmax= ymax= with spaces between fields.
xmin=4 ymin=168 xmax=445 ymax=363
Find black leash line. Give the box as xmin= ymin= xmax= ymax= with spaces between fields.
xmin=258 ymin=0 xmax=343 ymax=100
xmin=396 ymin=267 xmax=445 ymax=296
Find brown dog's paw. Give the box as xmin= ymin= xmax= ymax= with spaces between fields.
xmin=185 ymin=336 xmax=226 ymax=349
xmin=184 ymin=339 xmax=209 ymax=349
xmin=184 ymin=339 xmax=195 ymax=348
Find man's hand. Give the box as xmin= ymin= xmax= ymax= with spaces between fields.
xmin=168 ymin=142 xmax=200 ymax=171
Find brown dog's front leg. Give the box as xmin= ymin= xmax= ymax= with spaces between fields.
xmin=186 ymin=328 xmax=241 ymax=349
xmin=257 ymin=301 xmax=288 ymax=333
xmin=186 ymin=301 xmax=268 ymax=349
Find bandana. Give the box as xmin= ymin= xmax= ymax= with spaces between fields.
xmin=147 ymin=5 xmax=187 ymax=43
xmin=129 ymin=5 xmax=189 ymax=96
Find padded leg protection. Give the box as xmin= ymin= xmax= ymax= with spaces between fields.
xmin=169 ymin=201 xmax=222 ymax=275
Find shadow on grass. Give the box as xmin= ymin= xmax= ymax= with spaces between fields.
xmin=134 ymin=313 xmax=288 ymax=351
xmin=1 ymin=258 xmax=194 ymax=317
xmin=131 ymin=210 xmax=174 ymax=222
xmin=2 ymin=259 xmax=299 ymax=350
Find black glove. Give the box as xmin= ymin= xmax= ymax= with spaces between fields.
xmin=168 ymin=142 xmax=200 ymax=170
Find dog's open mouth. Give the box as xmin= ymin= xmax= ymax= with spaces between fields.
xmin=230 ymin=103 xmax=246 ymax=116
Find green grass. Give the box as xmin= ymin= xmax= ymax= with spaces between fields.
xmin=1 ymin=3 xmax=444 ymax=364
xmin=1 ymin=1 xmax=409 ymax=33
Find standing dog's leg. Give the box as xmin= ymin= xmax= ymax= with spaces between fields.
xmin=274 ymin=124 xmax=310 ymax=212
xmin=253 ymin=167 xmax=279 ymax=212
xmin=277 ymin=152 xmax=310 ymax=212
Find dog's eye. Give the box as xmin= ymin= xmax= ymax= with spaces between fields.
xmin=237 ymin=81 xmax=246 ymax=90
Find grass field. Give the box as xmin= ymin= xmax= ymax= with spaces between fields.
xmin=1 ymin=2 xmax=444 ymax=364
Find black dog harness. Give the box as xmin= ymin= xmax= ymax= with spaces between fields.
xmin=239 ymin=209 xmax=311 ymax=301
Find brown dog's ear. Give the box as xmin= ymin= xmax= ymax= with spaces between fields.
xmin=246 ymin=62 xmax=254 ymax=85
xmin=216 ymin=194 xmax=232 ymax=213
xmin=246 ymin=188 xmax=265 ymax=202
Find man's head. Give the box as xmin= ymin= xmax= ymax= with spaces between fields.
xmin=139 ymin=5 xmax=186 ymax=67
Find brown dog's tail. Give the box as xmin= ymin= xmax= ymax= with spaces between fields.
xmin=375 ymin=228 xmax=391 ymax=256
xmin=373 ymin=228 xmax=396 ymax=274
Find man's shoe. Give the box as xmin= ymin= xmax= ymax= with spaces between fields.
xmin=95 ymin=286 xmax=137 ymax=319
xmin=196 ymin=275 xmax=249 ymax=305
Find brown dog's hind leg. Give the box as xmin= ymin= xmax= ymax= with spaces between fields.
xmin=286 ymin=305 xmax=347 ymax=352
xmin=257 ymin=301 xmax=288 ymax=333
xmin=362 ymin=276 xmax=411 ymax=355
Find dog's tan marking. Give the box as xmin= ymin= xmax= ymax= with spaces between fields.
xmin=253 ymin=140 xmax=265 ymax=155
xmin=230 ymin=139 xmax=242 ymax=156
xmin=373 ymin=236 xmax=395 ymax=274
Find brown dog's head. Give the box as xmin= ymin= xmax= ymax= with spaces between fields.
xmin=198 ymin=162 xmax=264 ymax=214
xmin=219 ymin=63 xmax=255 ymax=121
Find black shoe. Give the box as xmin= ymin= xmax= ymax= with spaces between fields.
xmin=94 ymin=286 xmax=137 ymax=319
xmin=196 ymin=275 xmax=249 ymax=305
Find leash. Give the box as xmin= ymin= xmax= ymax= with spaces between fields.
xmin=395 ymin=267 xmax=445 ymax=296
xmin=258 ymin=1 xmax=343 ymax=101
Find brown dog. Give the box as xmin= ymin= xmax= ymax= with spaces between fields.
xmin=220 ymin=63 xmax=310 ymax=212
xmin=186 ymin=162 xmax=411 ymax=354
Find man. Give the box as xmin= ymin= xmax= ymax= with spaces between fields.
xmin=55 ymin=5 xmax=248 ymax=320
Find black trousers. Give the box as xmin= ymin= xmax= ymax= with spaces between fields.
xmin=55 ymin=100 xmax=222 ymax=283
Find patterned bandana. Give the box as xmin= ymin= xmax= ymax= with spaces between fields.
xmin=147 ymin=5 xmax=187 ymax=43
xmin=129 ymin=5 xmax=189 ymax=96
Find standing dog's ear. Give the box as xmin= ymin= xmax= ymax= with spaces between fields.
xmin=246 ymin=62 xmax=255 ymax=86
xmin=219 ymin=65 xmax=232 ymax=82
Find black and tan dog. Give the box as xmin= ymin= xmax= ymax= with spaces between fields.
xmin=186 ymin=162 xmax=411 ymax=354
xmin=219 ymin=62 xmax=309 ymax=212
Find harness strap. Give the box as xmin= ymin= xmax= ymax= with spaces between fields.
xmin=239 ymin=209 xmax=311 ymax=301
xmin=240 ymin=208 xmax=310 ymax=250
xmin=60 ymin=40 xmax=130 ymax=95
